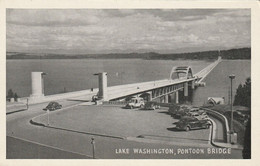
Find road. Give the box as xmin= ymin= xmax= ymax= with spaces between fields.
xmin=6 ymin=100 xmax=243 ymax=159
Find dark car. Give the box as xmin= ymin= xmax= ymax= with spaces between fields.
xmin=43 ymin=101 xmax=62 ymax=111
xmin=175 ymin=116 xmax=211 ymax=131
xmin=144 ymin=101 xmax=160 ymax=110
xmin=168 ymin=104 xmax=180 ymax=116
xmin=174 ymin=105 xmax=193 ymax=118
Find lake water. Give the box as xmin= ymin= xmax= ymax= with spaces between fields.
xmin=6 ymin=59 xmax=250 ymax=106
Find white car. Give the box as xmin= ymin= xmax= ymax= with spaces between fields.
xmin=125 ymin=97 xmax=145 ymax=109
xmin=187 ymin=111 xmax=209 ymax=120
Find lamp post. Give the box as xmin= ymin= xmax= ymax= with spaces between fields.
xmin=229 ymin=74 xmax=235 ymax=133
xmin=91 ymin=137 xmax=96 ymax=159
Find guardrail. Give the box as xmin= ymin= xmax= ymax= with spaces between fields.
xmin=20 ymin=88 xmax=99 ymax=105
xmin=107 ymin=78 xmax=194 ymax=100
xmin=102 ymin=101 xmax=128 ymax=106
xmin=203 ymin=108 xmax=230 ymax=143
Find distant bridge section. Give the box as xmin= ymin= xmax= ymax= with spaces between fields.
xmin=194 ymin=56 xmax=222 ymax=83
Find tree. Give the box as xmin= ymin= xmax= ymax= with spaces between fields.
xmin=234 ymin=77 xmax=251 ymax=108
xmin=14 ymin=93 xmax=19 ymax=101
xmin=7 ymin=89 xmax=14 ymax=99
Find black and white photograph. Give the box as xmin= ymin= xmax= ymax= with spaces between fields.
xmin=3 ymin=1 xmax=256 ymax=162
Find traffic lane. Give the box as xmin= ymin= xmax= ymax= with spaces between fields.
xmin=7 ymin=99 xmax=83 ymax=121
xmin=6 ymin=99 xmax=84 ymax=136
xmin=7 ymin=136 xmax=91 ymax=159
xmin=209 ymin=115 xmax=225 ymax=142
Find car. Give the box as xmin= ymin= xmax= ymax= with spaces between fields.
xmin=144 ymin=101 xmax=160 ymax=110
xmin=174 ymin=105 xmax=193 ymax=118
xmin=186 ymin=109 xmax=209 ymax=120
xmin=187 ymin=112 xmax=209 ymax=120
xmin=125 ymin=97 xmax=145 ymax=109
xmin=43 ymin=101 xmax=62 ymax=111
xmin=92 ymin=95 xmax=99 ymax=102
xmin=168 ymin=104 xmax=180 ymax=116
xmin=175 ymin=116 xmax=211 ymax=131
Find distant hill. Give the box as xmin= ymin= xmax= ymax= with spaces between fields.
xmin=6 ymin=47 xmax=251 ymax=60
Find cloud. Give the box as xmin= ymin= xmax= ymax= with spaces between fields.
xmin=6 ymin=9 xmax=251 ymax=54
xmin=7 ymin=9 xmax=102 ymax=27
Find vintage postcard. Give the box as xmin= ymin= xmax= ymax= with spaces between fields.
xmin=1 ymin=0 xmax=260 ymax=165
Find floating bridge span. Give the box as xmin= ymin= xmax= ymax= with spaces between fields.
xmin=105 ymin=57 xmax=222 ymax=101
xmin=24 ymin=57 xmax=222 ymax=104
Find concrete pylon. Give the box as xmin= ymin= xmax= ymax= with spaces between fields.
xmin=184 ymin=82 xmax=188 ymax=97
xmin=160 ymin=96 xmax=164 ymax=103
xmin=164 ymin=94 xmax=169 ymax=103
xmin=147 ymin=91 xmax=153 ymax=101
xmin=191 ymin=80 xmax=195 ymax=89
xmin=175 ymin=91 xmax=179 ymax=104
xmin=94 ymin=72 xmax=108 ymax=101
xmin=30 ymin=72 xmax=46 ymax=99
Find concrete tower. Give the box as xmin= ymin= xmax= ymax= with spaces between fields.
xmin=94 ymin=72 xmax=108 ymax=101
xmin=30 ymin=72 xmax=46 ymax=99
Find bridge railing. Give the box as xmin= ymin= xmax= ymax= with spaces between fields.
xmin=107 ymin=78 xmax=192 ymax=100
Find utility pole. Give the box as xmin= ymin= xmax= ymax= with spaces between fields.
xmin=229 ymin=74 xmax=235 ymax=133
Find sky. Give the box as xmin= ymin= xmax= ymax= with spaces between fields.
xmin=6 ymin=9 xmax=251 ymax=54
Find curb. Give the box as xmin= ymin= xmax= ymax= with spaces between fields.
xmin=30 ymin=117 xmax=125 ymax=140
xmin=29 ymin=119 xmax=46 ymax=127
xmin=6 ymin=108 xmax=27 ymax=115
xmin=30 ymin=107 xmax=125 ymax=140
xmin=209 ymin=117 xmax=243 ymax=150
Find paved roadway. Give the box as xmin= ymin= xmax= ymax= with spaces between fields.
xmin=7 ymin=136 xmax=91 ymax=159
xmin=6 ymin=100 xmax=242 ymax=159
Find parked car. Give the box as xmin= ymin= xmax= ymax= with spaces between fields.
xmin=187 ymin=111 xmax=209 ymax=120
xmin=92 ymin=95 xmax=100 ymax=102
xmin=43 ymin=101 xmax=62 ymax=111
xmin=168 ymin=104 xmax=180 ymax=116
xmin=174 ymin=105 xmax=193 ymax=118
xmin=175 ymin=116 xmax=211 ymax=131
xmin=144 ymin=101 xmax=160 ymax=110
xmin=125 ymin=97 xmax=145 ymax=109
xmin=186 ymin=109 xmax=209 ymax=120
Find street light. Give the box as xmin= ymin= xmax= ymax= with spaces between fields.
xmin=229 ymin=74 xmax=235 ymax=133
xmin=91 ymin=137 xmax=96 ymax=159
